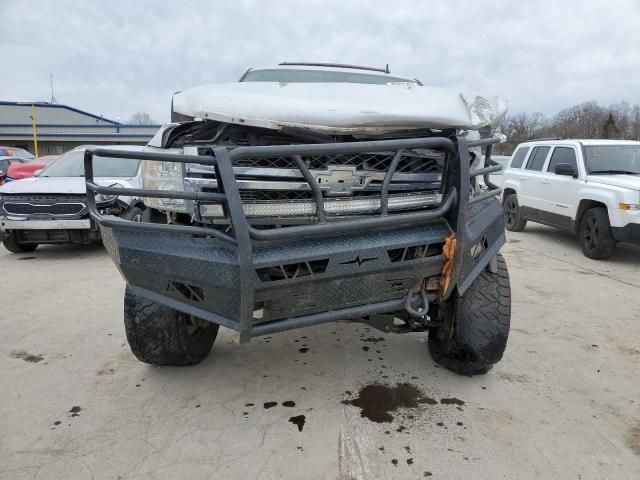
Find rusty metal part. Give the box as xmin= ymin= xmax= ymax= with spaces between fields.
xmin=426 ymin=275 xmax=441 ymax=291
xmin=439 ymin=234 xmax=457 ymax=294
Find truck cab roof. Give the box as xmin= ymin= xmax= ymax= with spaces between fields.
xmin=517 ymin=139 xmax=640 ymax=147
xmin=239 ymin=62 xmax=422 ymax=85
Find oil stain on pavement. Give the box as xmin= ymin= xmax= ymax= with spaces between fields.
xmin=342 ymin=383 xmax=436 ymax=423
xmin=626 ymin=424 xmax=640 ymax=455
xmin=289 ymin=415 xmax=306 ymax=431
xmin=68 ymin=406 xmax=82 ymax=417
xmin=9 ymin=350 xmax=44 ymax=363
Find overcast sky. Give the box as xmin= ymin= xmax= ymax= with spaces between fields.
xmin=1 ymin=0 xmax=639 ymax=124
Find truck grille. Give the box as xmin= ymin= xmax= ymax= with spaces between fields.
xmin=189 ymin=146 xmax=445 ymax=220
xmin=1 ymin=195 xmax=87 ymax=217
xmin=234 ymin=151 xmax=443 ymax=173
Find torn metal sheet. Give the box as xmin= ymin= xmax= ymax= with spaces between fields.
xmin=440 ymin=234 xmax=457 ymax=294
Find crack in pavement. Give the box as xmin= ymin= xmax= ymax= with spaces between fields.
xmin=510 ymin=245 xmax=640 ymax=288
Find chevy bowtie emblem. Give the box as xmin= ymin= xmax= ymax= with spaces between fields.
xmin=341 ymin=255 xmax=378 ymax=266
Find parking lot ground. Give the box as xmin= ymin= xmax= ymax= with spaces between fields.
xmin=1 ymin=224 xmax=639 ymax=480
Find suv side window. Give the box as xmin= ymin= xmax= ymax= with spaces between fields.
xmin=510 ymin=147 xmax=529 ymax=168
xmin=547 ymin=147 xmax=577 ymax=173
xmin=525 ymin=146 xmax=550 ymax=171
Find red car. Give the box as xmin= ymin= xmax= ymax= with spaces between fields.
xmin=0 ymin=146 xmax=35 ymax=160
xmin=0 ymin=156 xmax=29 ymax=185
xmin=5 ymin=155 xmax=59 ymax=181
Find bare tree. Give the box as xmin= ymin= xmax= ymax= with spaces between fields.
xmin=602 ymin=113 xmax=618 ymax=139
xmin=495 ymin=112 xmax=549 ymax=154
xmin=609 ymin=102 xmax=631 ymax=138
xmin=631 ymin=105 xmax=640 ymax=141
xmin=497 ymin=100 xmax=640 ymax=154
xmin=129 ymin=112 xmax=156 ymax=125
xmin=553 ymin=101 xmax=605 ymax=139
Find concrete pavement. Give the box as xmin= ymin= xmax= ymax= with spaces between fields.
xmin=1 ymin=224 xmax=639 ymax=479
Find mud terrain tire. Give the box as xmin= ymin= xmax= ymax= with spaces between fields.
xmin=429 ymin=254 xmax=511 ymax=376
xmin=124 ymin=286 xmax=218 ymax=366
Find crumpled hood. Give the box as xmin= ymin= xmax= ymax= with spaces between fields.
xmin=172 ymin=82 xmax=509 ymax=133
xmin=0 ymin=176 xmax=135 ymax=195
xmin=587 ymin=174 xmax=640 ymax=191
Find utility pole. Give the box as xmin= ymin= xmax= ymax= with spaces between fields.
xmin=49 ymin=73 xmax=57 ymax=104
xmin=31 ymin=104 xmax=39 ymax=158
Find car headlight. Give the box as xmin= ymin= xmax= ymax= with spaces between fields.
xmin=141 ymin=159 xmax=187 ymax=212
xmin=96 ymin=183 xmax=124 ymax=204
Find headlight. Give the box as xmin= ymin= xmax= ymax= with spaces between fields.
xmin=96 ymin=183 xmax=124 ymax=204
xmin=141 ymin=159 xmax=187 ymax=212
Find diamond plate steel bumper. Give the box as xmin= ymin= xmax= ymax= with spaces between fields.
xmin=85 ymin=134 xmax=505 ymax=342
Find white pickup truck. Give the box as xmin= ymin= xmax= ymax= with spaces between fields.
xmin=501 ymin=139 xmax=640 ymax=258
xmin=82 ymin=62 xmax=513 ymax=376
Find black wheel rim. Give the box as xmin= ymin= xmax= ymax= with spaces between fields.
xmin=583 ymin=216 xmax=599 ymax=250
xmin=504 ymin=198 xmax=517 ymax=227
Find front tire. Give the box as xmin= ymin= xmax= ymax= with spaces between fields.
xmin=580 ymin=208 xmax=616 ymax=259
xmin=124 ymin=286 xmax=219 ymax=366
xmin=428 ymin=254 xmax=511 ymax=376
xmin=121 ymin=206 xmax=144 ymax=222
xmin=503 ymin=194 xmax=527 ymax=232
xmin=2 ymin=232 xmax=38 ymax=253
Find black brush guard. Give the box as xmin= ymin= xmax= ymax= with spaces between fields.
xmin=84 ymin=134 xmax=504 ymax=342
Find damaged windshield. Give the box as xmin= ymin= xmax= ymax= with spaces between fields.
xmin=39 ymin=149 xmax=141 ymax=177
xmin=585 ymin=145 xmax=640 ymax=175
xmin=242 ymin=68 xmax=419 ymax=85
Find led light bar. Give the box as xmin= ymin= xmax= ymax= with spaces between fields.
xmin=199 ymin=192 xmax=442 ymax=218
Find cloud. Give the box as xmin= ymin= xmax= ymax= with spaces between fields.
xmin=1 ymin=0 xmax=639 ymax=123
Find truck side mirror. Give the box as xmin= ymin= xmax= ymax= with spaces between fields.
xmin=554 ymin=163 xmax=577 ymax=178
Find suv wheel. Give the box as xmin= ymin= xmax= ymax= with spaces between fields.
xmin=580 ymin=208 xmax=616 ymax=259
xmin=503 ymin=194 xmax=527 ymax=232
xmin=2 ymin=232 xmax=38 ymax=253
xmin=124 ymin=286 xmax=219 ymax=366
xmin=428 ymin=254 xmax=511 ymax=376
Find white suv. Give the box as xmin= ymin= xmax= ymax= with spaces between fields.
xmin=501 ymin=139 xmax=640 ymax=259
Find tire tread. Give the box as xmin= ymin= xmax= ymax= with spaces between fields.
xmin=429 ymin=254 xmax=511 ymax=376
xmin=580 ymin=208 xmax=616 ymax=259
xmin=124 ymin=286 xmax=218 ymax=366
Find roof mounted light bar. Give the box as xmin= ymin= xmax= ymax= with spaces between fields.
xmin=279 ymin=62 xmax=390 ymax=74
